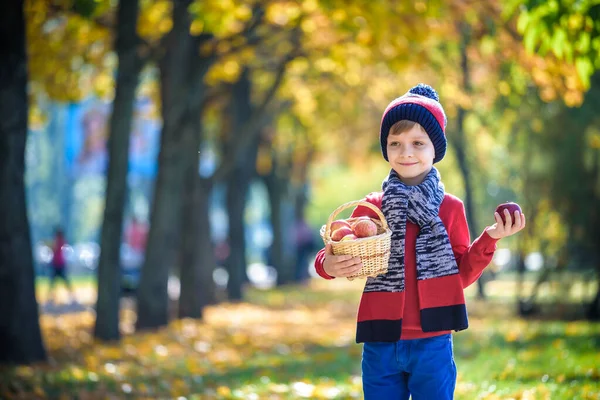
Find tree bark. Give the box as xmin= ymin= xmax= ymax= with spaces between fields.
xmin=582 ymin=77 xmax=600 ymax=320
xmin=136 ymin=0 xmax=193 ymax=330
xmin=219 ymin=57 xmax=294 ymax=297
xmin=177 ymin=94 xmax=218 ymax=318
xmin=225 ymin=171 xmax=251 ymax=300
xmin=587 ymin=277 xmax=600 ymax=320
xmin=0 ymin=0 xmax=47 ymax=364
xmin=179 ymin=175 xmax=217 ymax=317
xmin=453 ymin=24 xmax=486 ymax=299
xmin=264 ymin=168 xmax=296 ymax=285
xmin=175 ymin=33 xmax=217 ymax=319
xmin=94 ymin=0 xmax=143 ymax=341
xmin=223 ymin=68 xmax=258 ymax=300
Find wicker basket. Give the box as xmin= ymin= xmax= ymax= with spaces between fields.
xmin=320 ymin=200 xmax=392 ymax=280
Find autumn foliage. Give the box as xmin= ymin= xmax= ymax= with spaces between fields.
xmin=2 ymin=281 xmax=600 ymax=398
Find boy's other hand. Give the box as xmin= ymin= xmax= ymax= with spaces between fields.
xmin=323 ymin=243 xmax=363 ymax=278
xmin=486 ymin=209 xmax=526 ymax=239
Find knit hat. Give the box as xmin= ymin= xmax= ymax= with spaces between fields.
xmin=380 ymin=83 xmax=447 ymax=163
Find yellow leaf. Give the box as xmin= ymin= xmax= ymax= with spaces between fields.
xmin=217 ymin=386 xmax=231 ymax=396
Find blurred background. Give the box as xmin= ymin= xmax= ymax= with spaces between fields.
xmin=1 ymin=0 xmax=599 ymax=399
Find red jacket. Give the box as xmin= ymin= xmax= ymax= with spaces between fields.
xmin=314 ymin=191 xmax=498 ymax=341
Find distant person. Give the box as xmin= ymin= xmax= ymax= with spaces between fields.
xmin=214 ymin=239 xmax=231 ymax=267
xmin=48 ymin=227 xmax=75 ymax=303
xmin=313 ymin=84 xmax=526 ymax=399
xmin=124 ymin=216 xmax=149 ymax=268
xmin=125 ymin=216 xmax=148 ymax=253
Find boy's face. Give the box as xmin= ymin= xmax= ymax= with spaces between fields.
xmin=386 ymin=124 xmax=435 ymax=185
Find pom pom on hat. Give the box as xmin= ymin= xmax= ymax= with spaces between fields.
xmin=379 ymin=83 xmax=447 ymax=163
xmin=408 ymin=83 xmax=440 ymax=101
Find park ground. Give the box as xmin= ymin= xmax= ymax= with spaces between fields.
xmin=1 ymin=277 xmax=599 ymax=399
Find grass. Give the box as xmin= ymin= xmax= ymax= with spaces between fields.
xmin=1 ymin=278 xmax=599 ymax=399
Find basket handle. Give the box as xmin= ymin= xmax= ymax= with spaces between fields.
xmin=324 ymin=200 xmax=388 ymax=241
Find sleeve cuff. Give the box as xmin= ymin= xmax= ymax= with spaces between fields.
xmin=477 ymin=228 xmax=500 ymax=253
xmin=314 ymin=249 xmax=336 ymax=280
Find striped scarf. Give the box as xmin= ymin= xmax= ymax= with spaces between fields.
xmin=364 ymin=167 xmax=458 ymax=293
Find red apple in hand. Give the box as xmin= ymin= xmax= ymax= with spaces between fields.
xmin=495 ymin=202 xmax=522 ymax=226
xmin=331 ymin=226 xmax=353 ymax=241
xmin=330 ymin=219 xmax=351 ymax=232
xmin=353 ymin=219 xmax=378 ymax=238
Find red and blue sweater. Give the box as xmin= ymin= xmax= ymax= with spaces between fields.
xmin=314 ymin=192 xmax=498 ymax=342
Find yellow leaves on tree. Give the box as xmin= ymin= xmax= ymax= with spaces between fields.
xmin=26 ymin=0 xmax=112 ymax=103
xmin=138 ymin=0 xmax=172 ymax=43
xmin=265 ymin=1 xmax=302 ymax=27
xmin=510 ymin=0 xmax=597 ymax=103
xmin=206 ymin=57 xmax=243 ymax=85
xmin=190 ymin=0 xmax=254 ymax=37
xmin=525 ymin=55 xmax=586 ymax=106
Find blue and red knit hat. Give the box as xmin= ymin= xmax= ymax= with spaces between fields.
xmin=380 ymin=83 xmax=447 ymax=163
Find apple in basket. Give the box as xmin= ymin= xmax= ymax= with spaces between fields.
xmin=340 ymin=233 xmax=358 ymax=241
xmin=331 ymin=226 xmax=353 ymax=241
xmin=353 ymin=219 xmax=378 ymax=238
xmin=330 ymin=219 xmax=351 ymax=232
xmin=351 ymin=216 xmax=372 ymax=228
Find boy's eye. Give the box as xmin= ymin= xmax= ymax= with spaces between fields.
xmin=389 ymin=142 xmax=399 ymax=146
xmin=414 ymin=141 xmax=424 ymax=146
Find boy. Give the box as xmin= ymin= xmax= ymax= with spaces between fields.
xmin=313 ymin=84 xmax=525 ymax=399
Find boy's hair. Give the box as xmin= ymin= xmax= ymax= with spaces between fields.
xmin=389 ymin=120 xmax=422 ymax=136
xmin=380 ymin=83 xmax=447 ymax=163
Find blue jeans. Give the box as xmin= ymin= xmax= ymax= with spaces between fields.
xmin=362 ymin=334 xmax=456 ymax=399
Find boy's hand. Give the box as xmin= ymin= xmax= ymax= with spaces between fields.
xmin=486 ymin=209 xmax=526 ymax=239
xmin=323 ymin=243 xmax=363 ymax=278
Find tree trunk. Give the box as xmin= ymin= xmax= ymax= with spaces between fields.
xmin=225 ymin=171 xmax=251 ymax=300
xmin=0 ymin=0 xmax=47 ymax=364
xmin=291 ymin=146 xmax=314 ymax=283
xmin=178 ymin=141 xmax=217 ymax=317
xmin=264 ymin=171 xmax=296 ymax=285
xmin=136 ymin=0 xmax=193 ymax=330
xmin=209 ymin=58 xmax=293 ymax=297
xmin=265 ymin=171 xmax=284 ymax=275
xmin=587 ymin=276 xmax=600 ymax=320
xmin=179 ymin=110 xmax=216 ymax=318
xmin=293 ymin=182 xmax=309 ymax=221
xmin=453 ymin=113 xmax=483 ymax=299
xmin=544 ymin=73 xmax=600 ymax=321
xmin=454 ymin=24 xmax=486 ymax=299
xmin=177 ymin=120 xmax=202 ymax=316
xmin=451 ymin=134 xmax=477 ymax=239
xmin=175 ymin=34 xmax=217 ymax=319
xmin=94 ymin=0 xmax=143 ymax=341
xmin=223 ymin=69 xmax=257 ymax=301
